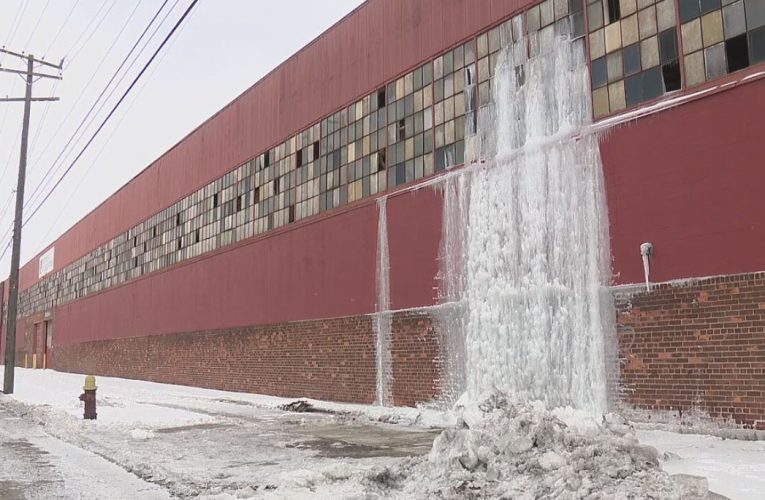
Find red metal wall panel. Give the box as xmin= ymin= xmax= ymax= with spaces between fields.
xmin=53 ymin=203 xmax=380 ymax=345
xmin=18 ymin=0 xmax=531 ymax=291
xmin=601 ymin=78 xmax=765 ymax=285
xmin=386 ymin=187 xmax=444 ymax=311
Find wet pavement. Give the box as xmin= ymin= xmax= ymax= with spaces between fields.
xmin=0 ymin=404 xmax=171 ymax=499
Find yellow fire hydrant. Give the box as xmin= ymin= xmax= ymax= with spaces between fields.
xmin=78 ymin=375 xmax=97 ymax=420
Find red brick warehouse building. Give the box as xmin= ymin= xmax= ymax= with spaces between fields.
xmin=2 ymin=0 xmax=764 ymax=427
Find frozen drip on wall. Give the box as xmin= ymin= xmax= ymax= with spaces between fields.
xmin=438 ymin=26 xmax=616 ymax=415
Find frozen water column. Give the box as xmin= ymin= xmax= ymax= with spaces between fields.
xmin=440 ymin=32 xmax=617 ymax=416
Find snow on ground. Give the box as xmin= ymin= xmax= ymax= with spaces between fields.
xmin=1 ymin=367 xmax=764 ymax=499
xmin=0 ymin=404 xmax=171 ymax=499
xmin=638 ymin=429 xmax=765 ymax=500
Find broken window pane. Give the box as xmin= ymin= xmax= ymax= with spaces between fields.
xmin=725 ymin=33 xmax=750 ymax=71
xmin=662 ymin=60 xmax=682 ymax=91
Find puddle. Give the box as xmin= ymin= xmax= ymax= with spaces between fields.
xmin=155 ymin=423 xmax=234 ymax=434
xmin=288 ymin=424 xmax=440 ymax=458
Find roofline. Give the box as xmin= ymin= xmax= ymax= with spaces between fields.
xmin=26 ymin=0 xmax=373 ymax=263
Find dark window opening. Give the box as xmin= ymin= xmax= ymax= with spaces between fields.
xmin=274 ymin=177 xmax=281 ymax=193
xmin=397 ymin=119 xmax=406 ymax=141
xmin=152 ymin=226 xmax=157 ymax=238
xmin=176 ymin=213 xmax=181 ymax=226
xmin=377 ymin=149 xmax=387 ymax=172
xmin=514 ymin=65 xmax=525 ymax=87
xmin=662 ymin=60 xmax=681 ymax=91
xmin=264 ymin=151 xmax=271 ymax=167
xmin=134 ymin=257 xmax=138 ymax=268
xmin=177 ymin=238 xmax=182 ymax=250
xmin=236 ymin=195 xmax=243 ymax=212
xmin=213 ymin=193 xmax=219 ymax=208
xmin=606 ymin=0 xmax=621 ymax=23
xmin=195 ymin=229 xmax=200 ymax=244
xmin=296 ymin=149 xmax=303 ymax=167
xmin=143 ymin=242 xmax=147 ymax=252
xmin=254 ymin=186 xmax=260 ymax=202
xmin=313 ymin=141 xmax=320 ymax=160
xmin=288 ymin=205 xmax=295 ymax=223
xmin=725 ymin=34 xmax=750 ymax=73
xmin=465 ymin=66 xmax=474 ymax=85
xmin=133 ymin=236 xmax=137 ymax=247
xmin=377 ymin=87 xmax=386 ymax=108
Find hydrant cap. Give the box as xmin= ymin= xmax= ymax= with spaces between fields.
xmin=83 ymin=375 xmax=97 ymax=391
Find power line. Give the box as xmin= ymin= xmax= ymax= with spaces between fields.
xmin=22 ymin=0 xmax=53 ymax=51
xmin=20 ymin=0 xmax=199 ymax=232
xmin=26 ymin=0 xmax=145 ymax=179
xmin=43 ymin=0 xmax=81 ymax=58
xmin=66 ymin=0 xmax=119 ymax=65
xmin=34 ymin=9 xmax=191 ymax=251
xmin=24 ymin=0 xmax=170 ymax=210
xmin=0 ymin=191 xmax=15 ymax=223
xmin=3 ymin=1 xmax=30 ymax=53
xmin=61 ymin=0 xmax=113 ymax=63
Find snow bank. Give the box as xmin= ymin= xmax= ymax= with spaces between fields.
xmin=354 ymin=392 xmax=712 ymax=499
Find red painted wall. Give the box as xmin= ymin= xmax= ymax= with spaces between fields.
xmin=601 ymin=78 xmax=765 ymax=285
xmin=50 ymin=186 xmax=443 ymax=346
xmin=19 ymin=0 xmax=532 ymax=291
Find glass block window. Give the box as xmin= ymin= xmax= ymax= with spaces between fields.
xmin=318 ymin=110 xmax=348 ymax=211
xmin=591 ymin=0 xmax=680 ymax=117
xmin=292 ymin=123 xmax=321 ymax=221
xmin=434 ymin=42 xmax=476 ymax=173
xmin=346 ymin=90 xmax=388 ymax=202
xmin=385 ymin=62 xmax=434 ymax=187
xmin=681 ymin=0 xmax=765 ymax=87
xmin=527 ymin=0 xmax=558 ymax=56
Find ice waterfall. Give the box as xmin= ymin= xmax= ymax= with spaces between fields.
xmin=439 ymin=34 xmax=616 ymax=415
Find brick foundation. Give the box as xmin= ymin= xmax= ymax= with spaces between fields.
xmin=46 ymin=272 xmax=765 ymax=427
xmin=617 ymin=272 xmax=765 ymax=429
xmin=53 ymin=316 xmax=379 ymax=404
xmin=52 ymin=311 xmax=443 ymax=406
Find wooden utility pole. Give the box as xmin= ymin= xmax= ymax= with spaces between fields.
xmin=1 ymin=49 xmax=61 ymax=394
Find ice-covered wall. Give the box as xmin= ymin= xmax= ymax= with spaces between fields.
xmin=438 ymin=34 xmax=616 ymax=415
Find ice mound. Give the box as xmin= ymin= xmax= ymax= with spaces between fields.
xmin=362 ymin=392 xmax=712 ymax=499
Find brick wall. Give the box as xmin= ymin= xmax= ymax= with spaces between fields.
xmin=52 ymin=312 xmax=444 ymax=406
xmin=391 ymin=311 xmax=441 ymax=406
xmin=46 ymin=273 xmax=765 ymax=426
xmin=617 ymin=272 xmax=765 ymax=429
xmin=54 ymin=316 xmax=379 ymax=404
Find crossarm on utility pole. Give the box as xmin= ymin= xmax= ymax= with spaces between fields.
xmin=0 ymin=67 xmax=61 ymax=79
xmin=0 ymin=97 xmax=59 ymax=102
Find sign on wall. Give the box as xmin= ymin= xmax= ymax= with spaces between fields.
xmin=39 ymin=247 xmax=54 ymax=278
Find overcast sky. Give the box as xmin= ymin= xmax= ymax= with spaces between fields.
xmin=0 ymin=0 xmax=365 ymax=276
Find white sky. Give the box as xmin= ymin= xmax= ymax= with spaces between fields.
xmin=0 ymin=0 xmax=365 ymax=276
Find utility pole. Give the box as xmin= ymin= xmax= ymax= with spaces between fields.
xmin=1 ymin=49 xmax=61 ymax=394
